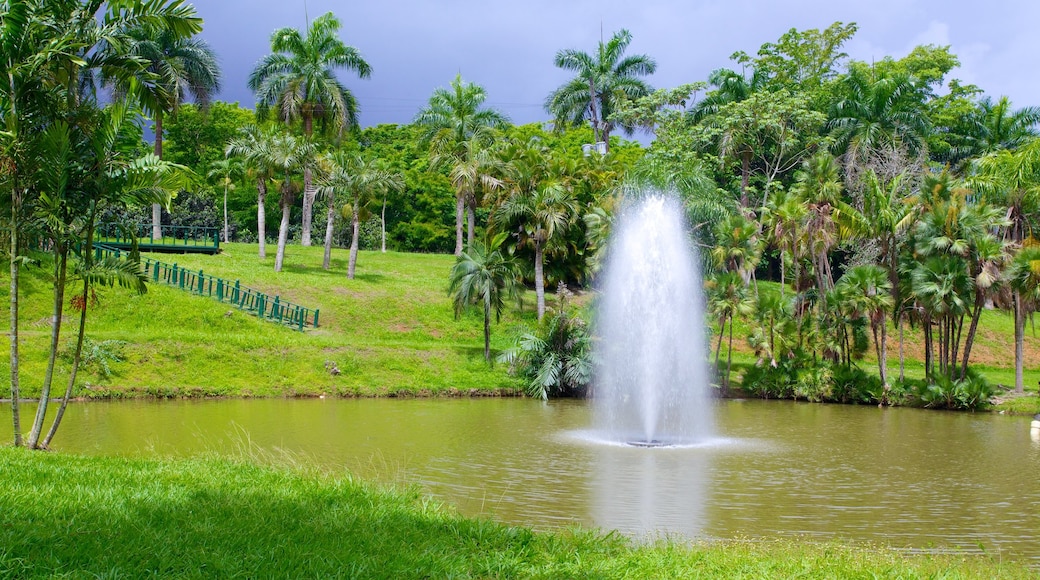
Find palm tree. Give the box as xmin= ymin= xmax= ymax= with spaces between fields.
xmin=249 ymin=11 xmax=372 ymax=247
xmin=0 ymin=0 xmax=202 ymax=448
xmin=226 ymin=124 xmax=280 ymax=259
xmin=415 ymin=74 xmax=509 ymax=256
xmin=761 ymin=189 xmax=806 ymax=300
xmin=207 ymin=157 xmax=243 ymax=243
xmin=253 ymin=132 xmax=315 ymax=272
xmin=946 ymin=96 xmax=1040 ymax=170
xmin=828 ymin=68 xmax=931 ymax=185
xmin=545 ymin=29 xmax=656 ymax=151
xmin=448 ymin=234 xmax=522 ymax=362
xmin=836 ymin=265 xmax=893 ymax=387
xmin=108 ymin=23 xmax=220 ymax=240
xmin=1007 ymin=246 xmax=1040 ymax=394
xmin=711 ymin=212 xmax=764 ymax=289
xmin=495 ymin=138 xmax=578 ymax=321
xmin=440 ymin=133 xmax=504 ymax=248
xmin=318 ymin=151 xmax=402 ymax=277
xmin=706 ymin=271 xmax=753 ymax=391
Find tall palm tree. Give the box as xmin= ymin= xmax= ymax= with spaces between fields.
xmin=706 ymin=270 xmax=754 ymax=391
xmin=207 ymin=157 xmax=243 ymax=243
xmin=317 ymin=151 xmax=402 ymax=277
xmin=836 ymin=265 xmax=893 ymax=387
xmin=0 ymin=0 xmax=202 ymax=448
xmin=448 ymin=234 xmax=522 ymax=362
xmin=415 ymin=74 xmax=509 ymax=255
xmin=495 ymin=138 xmax=578 ymax=321
xmin=226 ymin=124 xmax=280 ymax=259
xmin=545 ymin=29 xmax=656 ymax=151
xmin=1007 ymin=246 xmax=1040 ymax=394
xmin=249 ymin=11 xmax=372 ymax=247
xmin=828 ymin=68 xmax=931 ymax=184
xmin=946 ymin=96 xmax=1040 ymax=170
xmin=108 ymin=23 xmax=220 ymax=240
xmin=252 ymin=131 xmax=315 ymax=272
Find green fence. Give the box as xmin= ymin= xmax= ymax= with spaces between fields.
xmin=94 ymin=244 xmax=319 ymax=331
xmin=96 ymin=223 xmax=220 ymax=253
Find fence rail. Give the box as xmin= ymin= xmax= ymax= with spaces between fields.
xmin=94 ymin=244 xmax=319 ymax=331
xmin=96 ymin=223 xmax=220 ymax=253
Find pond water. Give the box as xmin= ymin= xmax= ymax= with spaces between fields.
xmin=3 ymin=398 xmax=1039 ymax=563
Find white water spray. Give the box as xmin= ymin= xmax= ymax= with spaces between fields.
xmin=593 ymin=195 xmax=713 ymax=445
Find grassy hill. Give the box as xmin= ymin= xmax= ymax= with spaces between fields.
xmin=2 ymin=242 xmax=1037 ymax=412
xmin=2 ymin=243 xmax=535 ymax=398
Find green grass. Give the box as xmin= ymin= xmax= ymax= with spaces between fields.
xmin=0 ymin=447 xmax=1032 ymax=579
xmin=1 ymin=243 xmax=535 ymax=398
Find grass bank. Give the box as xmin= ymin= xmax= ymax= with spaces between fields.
xmin=2 ymin=243 xmax=533 ymax=398
xmin=0 ymin=448 xmax=1031 ymax=579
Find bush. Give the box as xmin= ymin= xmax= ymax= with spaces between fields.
xmin=500 ymin=291 xmax=591 ymax=400
xmin=915 ymin=370 xmax=995 ymax=411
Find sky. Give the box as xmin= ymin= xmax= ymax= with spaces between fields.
xmin=190 ymin=0 xmax=1040 ymax=132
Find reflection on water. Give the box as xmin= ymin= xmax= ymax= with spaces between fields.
xmin=2 ymin=398 xmax=1038 ymax=564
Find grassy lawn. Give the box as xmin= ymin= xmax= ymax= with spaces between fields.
xmin=1 ymin=243 xmax=535 ymax=398
xmin=0 ymin=447 xmax=1032 ymax=579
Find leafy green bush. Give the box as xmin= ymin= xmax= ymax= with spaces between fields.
xmin=915 ymin=370 xmax=995 ymax=411
xmin=500 ymin=295 xmax=591 ymax=400
xmin=59 ymin=338 xmax=128 ymax=381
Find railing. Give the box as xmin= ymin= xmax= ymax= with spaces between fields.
xmin=93 ymin=244 xmax=319 ymax=331
xmin=95 ymin=223 xmax=220 ymax=252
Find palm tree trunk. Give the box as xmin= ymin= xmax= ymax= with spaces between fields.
xmin=223 ymin=183 xmax=230 ymax=243
xmin=466 ymin=199 xmax=476 ymax=248
xmin=960 ymin=299 xmax=983 ymax=379
xmin=257 ymin=180 xmax=267 ymax=259
xmin=301 ymin=167 xmax=315 ymax=246
xmin=9 ymin=185 xmax=22 ymax=447
xmin=726 ymin=315 xmax=735 ymax=390
xmin=152 ymin=112 xmax=164 ymax=241
xmin=348 ymin=203 xmax=360 ymax=279
xmin=454 ymin=192 xmax=464 ymax=256
xmin=381 ymin=197 xmax=387 ymax=253
xmin=534 ymin=241 xmax=546 ymax=321
xmin=274 ymin=200 xmax=290 ymax=272
xmin=898 ymin=314 xmax=905 ymax=381
xmin=923 ymin=314 xmax=933 ymax=377
xmin=483 ymin=298 xmax=492 ymax=362
xmin=1015 ymin=290 xmax=1025 ymax=393
xmin=322 ymin=194 xmax=335 ymax=270
xmin=715 ymin=317 xmax=725 ymax=372
xmin=43 ymin=215 xmax=96 ymax=449
xmin=779 ymin=254 xmax=786 ymax=300
xmin=28 ymin=244 xmax=68 ymax=448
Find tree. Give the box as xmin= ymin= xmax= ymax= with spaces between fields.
xmin=317 ymin=151 xmax=402 ymax=277
xmin=948 ymin=96 xmax=1040 ymax=169
xmin=545 ymin=29 xmax=656 ymax=152
xmin=448 ymin=234 xmax=522 ymax=362
xmin=706 ymin=271 xmax=753 ymax=391
xmin=415 ymin=74 xmax=509 ymax=256
xmin=1007 ymin=246 xmax=1040 ymax=394
xmin=836 ymin=265 xmax=893 ymax=387
xmin=253 ymin=131 xmax=315 ymax=272
xmin=207 ymin=157 xmax=243 ymax=242
xmin=0 ymin=0 xmax=203 ymax=448
xmin=249 ymin=11 xmax=372 ymax=247
xmin=109 ymin=22 xmax=220 ymax=240
xmin=226 ymin=124 xmax=280 ymax=258
xmin=495 ymin=138 xmax=578 ymax=321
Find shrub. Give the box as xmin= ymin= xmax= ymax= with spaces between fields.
xmin=500 ymin=292 xmax=592 ymax=400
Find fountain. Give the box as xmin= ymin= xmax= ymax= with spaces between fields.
xmin=593 ymin=194 xmax=713 ymax=446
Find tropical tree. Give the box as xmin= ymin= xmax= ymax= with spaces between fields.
xmin=545 ymin=29 xmax=656 ymax=152
xmin=706 ymin=271 xmax=753 ymax=391
xmin=318 ymin=151 xmax=402 ymax=276
xmin=836 ymin=265 xmax=893 ymax=387
xmin=415 ymin=74 xmax=509 ymax=255
xmin=226 ymin=124 xmax=280 ymax=258
xmin=255 ymin=131 xmax=315 ymax=272
xmin=1007 ymin=246 xmax=1040 ymax=394
xmin=448 ymin=234 xmax=522 ymax=362
xmin=101 ymin=20 xmax=218 ymax=241
xmin=947 ymin=96 xmax=1040 ymax=170
xmin=249 ymin=11 xmax=372 ymax=247
xmin=207 ymin=157 xmax=243 ymax=242
xmin=495 ymin=138 xmax=578 ymax=321
xmin=0 ymin=0 xmax=203 ymax=448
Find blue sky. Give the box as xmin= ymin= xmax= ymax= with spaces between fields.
xmin=191 ymin=0 xmax=1040 ymax=130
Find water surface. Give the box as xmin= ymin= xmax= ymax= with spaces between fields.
xmin=3 ymin=398 xmax=1037 ymax=562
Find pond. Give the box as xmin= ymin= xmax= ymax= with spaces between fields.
xmin=3 ymin=398 xmax=1038 ymax=563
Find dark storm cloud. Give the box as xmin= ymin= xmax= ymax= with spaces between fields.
xmin=191 ymin=0 xmax=1039 ymax=129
